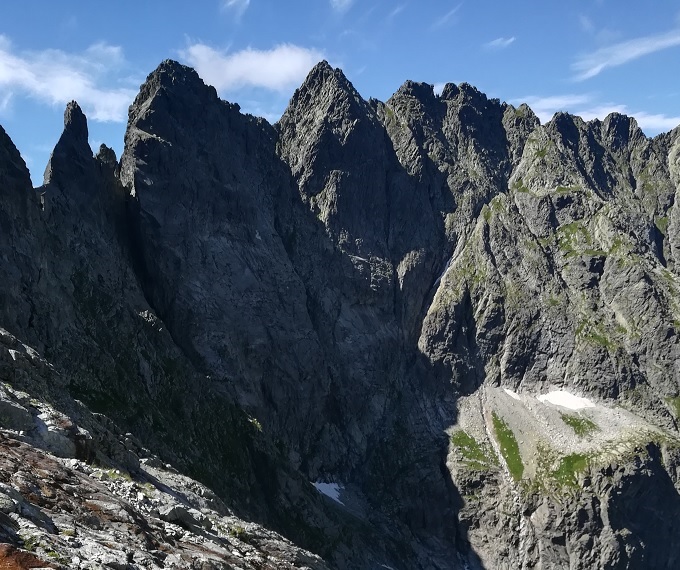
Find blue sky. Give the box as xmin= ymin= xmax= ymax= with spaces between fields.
xmin=1 ymin=1 xmax=679 ymax=185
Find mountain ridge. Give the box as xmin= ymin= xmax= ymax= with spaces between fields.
xmin=0 ymin=59 xmax=679 ymax=569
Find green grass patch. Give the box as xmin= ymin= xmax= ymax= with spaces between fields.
xmin=451 ymin=430 xmax=498 ymax=470
xmin=552 ymin=453 xmax=588 ymax=487
xmin=554 ymin=185 xmax=581 ymax=195
xmin=665 ymin=396 xmax=680 ymax=418
xmin=229 ymin=524 xmax=251 ymax=542
xmin=511 ymin=178 xmax=532 ymax=194
xmin=556 ymin=221 xmax=595 ymax=258
xmin=21 ymin=534 xmax=39 ymax=552
xmin=655 ymin=216 xmax=669 ymax=235
xmin=575 ymin=320 xmax=617 ymax=351
xmin=560 ymin=413 xmax=599 ymax=437
xmin=492 ymin=413 xmax=524 ymax=481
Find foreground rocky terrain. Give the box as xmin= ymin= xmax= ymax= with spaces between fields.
xmin=0 ymin=59 xmax=679 ymax=568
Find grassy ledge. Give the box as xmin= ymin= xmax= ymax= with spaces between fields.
xmin=665 ymin=396 xmax=680 ymax=418
xmin=560 ymin=413 xmax=599 ymax=437
xmin=552 ymin=453 xmax=589 ymax=488
xmin=492 ymin=412 xmax=524 ymax=481
xmin=450 ymin=430 xmax=498 ymax=471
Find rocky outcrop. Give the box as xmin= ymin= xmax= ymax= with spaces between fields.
xmin=0 ymin=59 xmax=679 ymax=569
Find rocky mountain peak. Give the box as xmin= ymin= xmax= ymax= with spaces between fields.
xmin=43 ymin=101 xmax=93 ymax=187
xmin=601 ymin=112 xmax=645 ymax=152
xmin=95 ymin=144 xmax=117 ymax=166
xmin=125 ymin=59 xmax=220 ymax=134
xmin=296 ymin=60 xmax=356 ymax=96
xmin=393 ymin=80 xmax=437 ymax=105
xmin=0 ymin=125 xmax=31 ymax=194
xmin=449 ymin=82 xmax=489 ymax=106
xmin=142 ymin=59 xmax=205 ymax=93
xmin=282 ymin=60 xmax=370 ymax=124
xmin=544 ymin=110 xmax=586 ymax=148
xmin=278 ymin=60 xmax=381 ymax=188
xmin=63 ymin=101 xmax=88 ymax=143
xmin=439 ymin=82 xmax=459 ymax=100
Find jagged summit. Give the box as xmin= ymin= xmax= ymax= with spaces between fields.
xmin=600 ymin=112 xmax=645 ymax=151
xmin=439 ymin=82 xmax=459 ymax=100
xmin=282 ymin=60 xmax=367 ymax=120
xmin=145 ymin=58 xmax=204 ymax=89
xmin=43 ymin=100 xmax=93 ymax=187
xmin=63 ymin=101 xmax=88 ymax=143
xmin=125 ymin=58 xmax=222 ymax=131
xmin=392 ymin=80 xmax=437 ymax=106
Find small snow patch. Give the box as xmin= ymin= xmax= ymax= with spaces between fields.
xmin=504 ymin=388 xmax=521 ymax=401
xmin=313 ymin=482 xmax=344 ymax=505
xmin=435 ymin=258 xmax=453 ymax=286
xmin=537 ymin=390 xmax=595 ymax=410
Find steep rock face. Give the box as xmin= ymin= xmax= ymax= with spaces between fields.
xmin=2 ymin=96 xmax=319 ymax=544
xmin=278 ymin=64 xmax=464 ymax=561
xmin=0 ymin=126 xmax=41 ymax=337
xmin=121 ymin=61 xmax=463 ymax=568
xmin=423 ymin=110 xmax=680 ymax=567
xmin=120 ymin=60 xmax=330 ymax=461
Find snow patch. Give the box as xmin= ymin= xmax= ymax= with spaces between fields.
xmin=537 ymin=390 xmax=595 ymax=410
xmin=504 ymin=388 xmax=521 ymax=401
xmin=8 ymin=349 xmax=18 ymax=361
xmin=313 ymin=482 xmax=344 ymax=505
xmin=435 ymin=258 xmax=453 ymax=285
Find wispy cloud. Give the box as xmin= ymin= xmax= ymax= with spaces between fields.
xmin=330 ymin=0 xmax=354 ymax=13
xmin=182 ymin=43 xmax=325 ymax=92
xmin=388 ymin=5 xmax=406 ymax=19
xmin=572 ymin=29 xmax=680 ymax=80
xmin=0 ymin=35 xmax=135 ymax=122
xmin=221 ymin=0 xmax=250 ymax=17
xmin=515 ymin=93 xmax=680 ymax=134
xmin=484 ymin=36 xmax=515 ymax=50
xmin=432 ymin=4 xmax=462 ymax=29
xmin=0 ymin=91 xmax=12 ymax=114
xmin=579 ymin=14 xmax=595 ymax=34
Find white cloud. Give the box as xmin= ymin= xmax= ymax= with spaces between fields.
xmin=221 ymin=0 xmax=250 ymax=17
xmin=577 ymin=106 xmax=680 ymax=133
xmin=0 ymin=35 xmax=135 ymax=122
xmin=517 ymin=94 xmax=592 ymax=123
xmin=633 ymin=111 xmax=680 ymax=132
xmin=182 ymin=43 xmax=325 ymax=92
xmin=515 ymin=93 xmax=680 ymax=134
xmin=432 ymin=4 xmax=462 ymax=29
xmin=572 ymin=29 xmax=680 ymax=80
xmin=330 ymin=0 xmax=354 ymax=13
xmin=485 ymin=36 xmax=515 ymax=49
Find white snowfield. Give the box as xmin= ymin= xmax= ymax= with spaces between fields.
xmin=503 ymin=388 xmax=521 ymax=401
xmin=537 ymin=390 xmax=596 ymax=410
xmin=313 ymin=482 xmax=344 ymax=505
